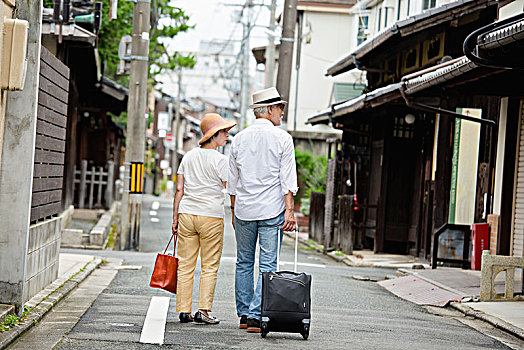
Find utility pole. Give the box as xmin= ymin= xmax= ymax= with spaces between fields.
xmin=173 ymin=69 xmax=182 ymax=176
xmin=120 ymin=0 xmax=150 ymax=250
xmin=239 ymin=1 xmax=251 ymax=130
xmin=276 ymin=0 xmax=297 ymax=125
xmin=265 ymin=0 xmax=277 ymax=88
xmin=166 ymin=100 xmax=172 ymax=170
xmin=293 ymin=11 xmax=303 ymax=131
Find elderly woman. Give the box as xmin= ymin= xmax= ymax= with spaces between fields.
xmin=172 ymin=113 xmax=236 ymax=324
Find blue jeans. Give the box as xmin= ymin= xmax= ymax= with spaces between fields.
xmin=234 ymin=211 xmax=284 ymax=320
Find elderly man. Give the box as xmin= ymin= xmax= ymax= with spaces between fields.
xmin=227 ymin=87 xmax=298 ymax=333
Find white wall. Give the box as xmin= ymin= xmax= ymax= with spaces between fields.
xmin=499 ymin=0 xmax=524 ymax=20
xmin=493 ymin=98 xmax=508 ymax=215
xmin=288 ymin=10 xmax=358 ymax=133
xmin=350 ymin=0 xmax=460 ymax=43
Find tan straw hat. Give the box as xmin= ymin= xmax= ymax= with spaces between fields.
xmin=249 ymin=87 xmax=288 ymax=109
xmin=199 ymin=113 xmax=237 ymax=145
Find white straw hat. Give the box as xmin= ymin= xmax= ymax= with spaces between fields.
xmin=249 ymin=87 xmax=288 ymax=109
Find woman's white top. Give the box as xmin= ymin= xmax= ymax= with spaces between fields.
xmin=177 ymin=147 xmax=228 ymax=219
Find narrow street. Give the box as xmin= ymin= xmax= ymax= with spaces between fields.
xmin=8 ymin=195 xmax=518 ymax=349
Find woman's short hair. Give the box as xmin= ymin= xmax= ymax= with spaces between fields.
xmin=200 ymin=129 xmax=221 ymax=146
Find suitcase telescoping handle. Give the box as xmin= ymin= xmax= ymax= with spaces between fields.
xmin=276 ymin=225 xmax=299 ymax=273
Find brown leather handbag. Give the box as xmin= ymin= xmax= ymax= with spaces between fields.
xmin=149 ymin=233 xmax=178 ymax=294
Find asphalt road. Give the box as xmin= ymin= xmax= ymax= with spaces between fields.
xmin=10 ymin=195 xmax=518 ymax=349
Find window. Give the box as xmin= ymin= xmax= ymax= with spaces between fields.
xmin=377 ymin=8 xmax=382 ymax=31
xmin=357 ymin=15 xmax=369 ymax=45
xmin=423 ymin=0 xmax=436 ymax=10
xmin=393 ymin=117 xmax=414 ymax=139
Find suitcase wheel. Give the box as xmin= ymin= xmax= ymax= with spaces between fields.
xmin=261 ymin=321 xmax=268 ymax=338
xmin=301 ymin=324 xmax=310 ymax=340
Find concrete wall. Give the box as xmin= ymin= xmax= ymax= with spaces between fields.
xmin=0 ymin=0 xmax=42 ymax=312
xmin=291 ymin=130 xmax=341 ymax=157
xmin=25 ymin=217 xmax=61 ymax=301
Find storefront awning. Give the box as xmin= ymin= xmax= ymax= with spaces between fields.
xmin=308 ymin=56 xmax=495 ymax=126
xmin=101 ymin=77 xmax=128 ymax=102
xmin=42 ymin=22 xmax=96 ymax=45
xmin=306 ymin=83 xmax=402 ymax=125
xmin=402 ymin=56 xmax=477 ymax=95
xmin=477 ymin=16 xmax=524 ymax=50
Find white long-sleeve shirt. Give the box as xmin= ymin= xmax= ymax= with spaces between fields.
xmin=227 ymin=118 xmax=298 ymax=221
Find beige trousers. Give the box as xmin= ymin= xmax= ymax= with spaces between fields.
xmin=176 ymin=213 xmax=224 ymax=313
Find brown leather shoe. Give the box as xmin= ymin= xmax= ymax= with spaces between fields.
xmin=194 ymin=311 xmax=220 ymax=325
xmin=246 ymin=318 xmax=260 ymax=333
xmin=239 ymin=315 xmax=248 ymax=329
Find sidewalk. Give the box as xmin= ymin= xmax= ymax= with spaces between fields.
xmin=290 ymin=231 xmax=524 ymax=341
xmin=288 ymin=230 xmax=430 ymax=269
xmin=0 ymin=253 xmax=101 ymax=349
xmin=388 ymin=268 xmax=524 ymax=340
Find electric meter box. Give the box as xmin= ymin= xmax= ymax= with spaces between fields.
xmin=1 ymin=18 xmax=29 ymax=90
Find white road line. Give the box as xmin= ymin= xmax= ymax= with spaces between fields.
xmin=280 ymin=261 xmax=326 ymax=268
xmin=220 ymin=256 xmax=325 ymax=268
xmin=149 ymin=210 xmax=158 ymax=216
xmin=152 ymin=201 xmax=160 ymax=210
xmin=139 ymin=296 xmax=170 ymax=345
xmin=150 ymin=217 xmax=160 ymax=223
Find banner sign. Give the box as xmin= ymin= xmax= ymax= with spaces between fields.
xmin=449 ymin=108 xmax=482 ymax=224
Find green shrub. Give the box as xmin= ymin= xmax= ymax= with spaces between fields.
xmin=159 ymin=179 xmax=167 ymax=194
xmin=295 ymin=149 xmax=327 ymax=215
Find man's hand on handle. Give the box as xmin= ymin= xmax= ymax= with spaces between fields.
xmin=281 ymin=191 xmax=296 ymax=231
xmin=281 ymin=208 xmax=296 ymax=232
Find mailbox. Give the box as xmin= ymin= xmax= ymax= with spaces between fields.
xmin=471 ymin=223 xmax=489 ymax=270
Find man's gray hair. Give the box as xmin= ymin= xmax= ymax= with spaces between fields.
xmin=253 ymin=106 xmax=268 ymax=116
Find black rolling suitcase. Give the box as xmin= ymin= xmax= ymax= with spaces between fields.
xmin=260 ymin=228 xmax=311 ymax=340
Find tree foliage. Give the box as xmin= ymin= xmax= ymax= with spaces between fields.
xmin=295 ymin=148 xmax=327 ymax=215
xmin=149 ymin=0 xmax=196 ymax=79
xmin=42 ymin=1 xmax=196 ymax=87
xmin=96 ymin=0 xmax=196 ymax=86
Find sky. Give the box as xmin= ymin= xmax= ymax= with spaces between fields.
xmin=170 ymin=0 xmax=284 ymax=54
xmin=158 ymin=0 xmax=285 ymax=98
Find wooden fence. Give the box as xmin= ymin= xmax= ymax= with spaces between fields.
xmin=308 ymin=192 xmax=325 ymax=244
xmin=335 ymin=195 xmax=354 ymax=255
xmin=30 ymin=47 xmax=70 ymax=222
xmin=73 ymin=160 xmax=115 ymax=209
xmin=309 ymin=192 xmax=355 ymax=255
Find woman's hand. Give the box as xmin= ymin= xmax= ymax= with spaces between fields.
xmin=172 ymin=216 xmax=179 ymax=235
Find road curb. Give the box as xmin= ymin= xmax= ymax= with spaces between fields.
xmin=0 ymin=257 xmax=102 ymax=350
xmin=449 ymin=302 xmax=524 ymax=341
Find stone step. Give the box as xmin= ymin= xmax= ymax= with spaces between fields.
xmin=0 ymin=304 xmax=15 ymax=324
